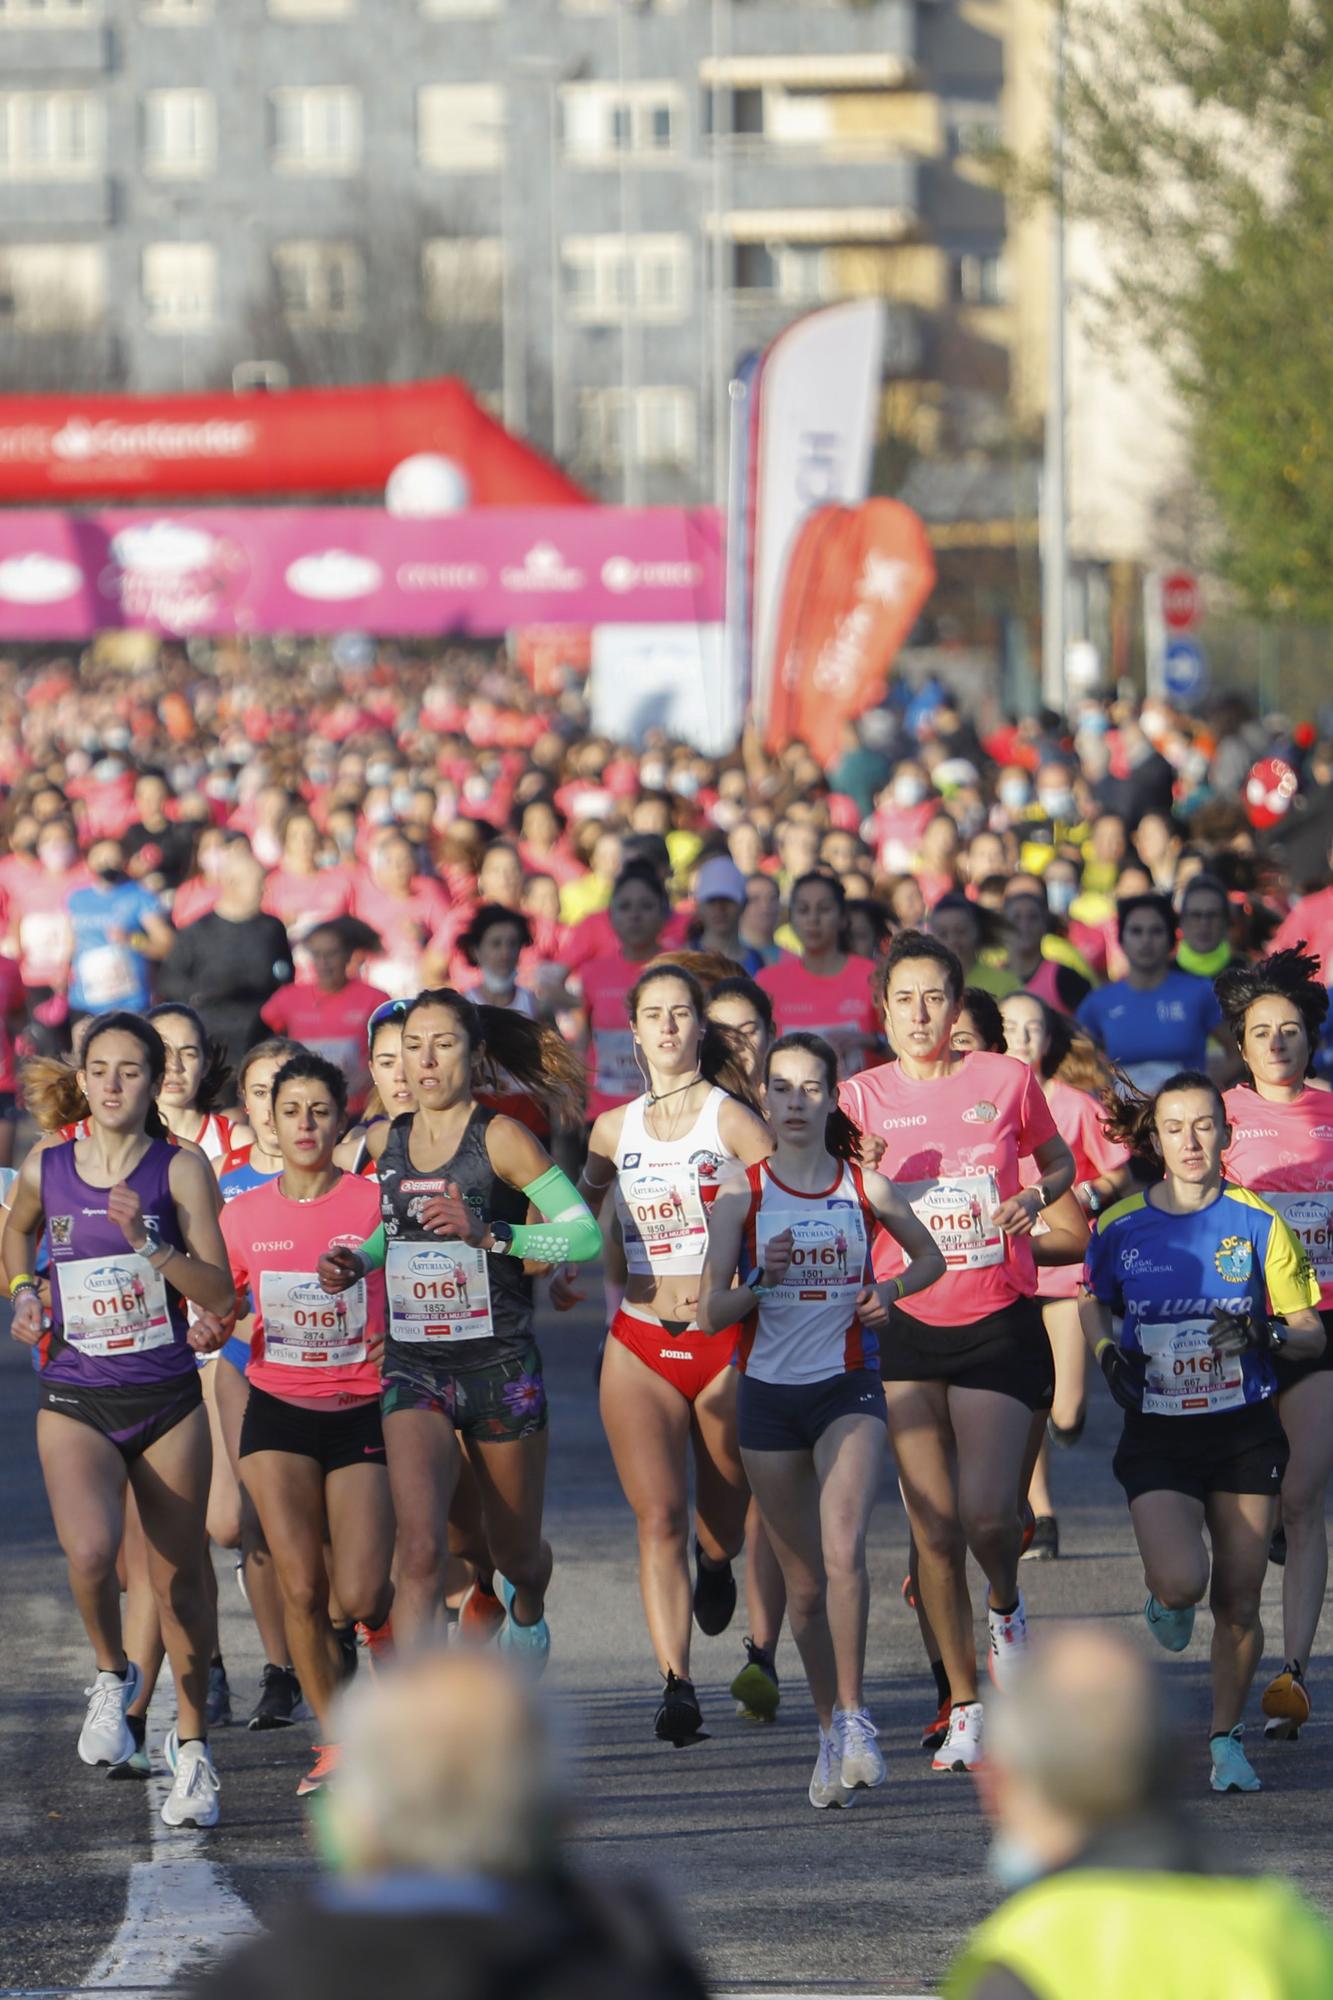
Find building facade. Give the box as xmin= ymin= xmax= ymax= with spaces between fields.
xmin=0 ymin=0 xmax=1013 ymax=503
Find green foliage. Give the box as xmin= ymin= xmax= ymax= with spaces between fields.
xmin=1064 ymin=0 xmax=1333 ymax=618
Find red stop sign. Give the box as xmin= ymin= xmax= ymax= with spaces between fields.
xmin=1162 ymin=570 xmax=1199 ymax=630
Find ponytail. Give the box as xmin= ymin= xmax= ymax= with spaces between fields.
xmin=403 ymin=988 xmax=586 ymax=1124
xmin=1099 ymin=1067 xmax=1224 ymax=1157
xmin=27 ymin=1010 xmax=170 ymax=1138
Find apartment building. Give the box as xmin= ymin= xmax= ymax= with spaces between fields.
xmin=0 ymin=0 xmax=1013 ymax=503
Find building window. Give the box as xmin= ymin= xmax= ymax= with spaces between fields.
xmin=732 ymin=241 xmax=830 ymax=305
xmin=562 ymin=234 xmax=688 ymax=324
xmin=0 ymin=91 xmax=101 ymax=179
xmin=271 ymin=87 xmax=361 ymax=173
xmin=953 ymin=251 xmax=1004 ymax=305
xmin=142 ymin=0 xmax=210 ymax=18
xmin=561 ymin=83 xmax=681 ymax=162
xmin=142 ymin=241 xmax=217 ymax=331
xmin=273 ymin=240 xmax=363 ymax=326
xmin=417 ymin=84 xmax=503 ymax=171
xmin=268 ymin=0 xmax=354 ymax=15
xmin=0 ymin=0 xmax=98 ymax=19
xmin=946 ymin=109 xmax=1002 ymax=159
xmin=422 ymin=236 xmax=503 ymax=322
xmin=579 ymin=386 xmax=695 ymax=470
xmin=142 ymin=89 xmax=215 ymax=177
xmin=419 ymin=0 xmax=499 ymax=13
xmin=0 ymin=242 xmax=103 ymax=328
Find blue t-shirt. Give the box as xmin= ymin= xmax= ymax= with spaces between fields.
xmin=1077 ymin=970 xmax=1222 ymax=1093
xmin=1084 ymin=1184 xmax=1318 ymax=1415
xmin=67 ymin=881 xmax=163 ymax=1015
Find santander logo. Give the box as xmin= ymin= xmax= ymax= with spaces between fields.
xmin=51 ymin=416 xmax=256 ymax=462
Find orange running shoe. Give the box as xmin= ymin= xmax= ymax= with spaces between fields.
xmin=356 ymin=1616 xmax=395 ymax=1674
xmin=460 ymin=1576 xmax=506 ymax=1644
xmin=920 ymin=1697 xmax=951 ymax=1752
xmin=901 ymin=1573 xmax=917 ymax=1611
xmin=296 ymin=1742 xmax=339 ymax=1797
xmin=1020 ymin=1500 xmax=1036 ymax=1556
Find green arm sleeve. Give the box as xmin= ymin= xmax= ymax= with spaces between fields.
xmin=507 ymin=1165 xmax=602 ymax=1264
xmin=357 ymin=1222 xmax=388 ymax=1271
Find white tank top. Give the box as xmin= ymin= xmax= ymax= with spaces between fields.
xmin=738 ymin=1159 xmax=878 ymax=1385
xmin=613 ymin=1086 xmax=744 ymax=1278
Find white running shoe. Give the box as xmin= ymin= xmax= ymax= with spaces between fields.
xmin=836 ymin=1707 xmax=886 ymax=1790
xmin=160 ymin=1738 xmax=220 ymax=1829
xmin=78 ymin=1661 xmax=142 ymax=1768
xmin=932 ymin=1700 xmax=984 ymax=1773
xmin=987 ymin=1594 xmax=1030 ymax=1690
xmin=808 ymin=1727 xmax=857 ymax=1809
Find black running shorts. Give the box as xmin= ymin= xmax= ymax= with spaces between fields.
xmin=1112 ymin=1400 xmax=1289 ymax=1505
xmin=880 ymin=1296 xmax=1055 ymax=1412
xmin=239 ymin=1384 xmax=385 ymax=1473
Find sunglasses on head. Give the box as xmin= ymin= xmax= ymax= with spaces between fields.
xmin=366 ymin=998 xmax=411 ymax=1049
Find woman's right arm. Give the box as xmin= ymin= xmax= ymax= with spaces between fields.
xmin=3 ymin=1149 xmax=47 ymax=1347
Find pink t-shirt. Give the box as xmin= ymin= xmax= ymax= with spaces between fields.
xmin=576 ymin=952 xmax=648 ymax=1118
xmin=350 ymin=871 xmax=453 ymax=998
xmin=1020 ymin=1077 xmax=1127 ymax=1300
xmin=839 ymin=1050 xmax=1059 ymax=1325
xmin=221 ymin=1171 xmax=385 ymax=1403
xmin=563 ymin=905 xmax=690 ymax=974
xmin=1223 ymin=1082 xmax=1333 ymax=1308
xmin=260 ymin=976 xmax=389 ymax=1106
xmin=0 ymin=951 xmax=23 ymax=1090
xmin=1270 ymin=888 xmax=1333 ymax=986
xmin=5 ymin=864 xmax=87 ymax=987
xmin=758 ymin=954 xmax=880 ymax=1078
xmin=262 ymin=864 xmax=354 ymax=938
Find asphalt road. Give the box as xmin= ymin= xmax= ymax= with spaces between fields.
xmin=3 ymin=1290 xmax=1332 ymax=1998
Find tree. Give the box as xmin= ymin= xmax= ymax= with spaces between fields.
xmin=1061 ymin=0 xmax=1333 ymax=620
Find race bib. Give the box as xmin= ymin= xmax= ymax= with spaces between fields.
xmin=911 ymin=1172 xmax=1004 ymax=1270
xmin=20 ymin=910 xmax=71 ymax=979
xmin=1139 ymin=1317 xmax=1246 ymax=1416
xmin=78 ymin=943 xmax=139 ymax=1008
xmin=386 ymin=1239 xmax=493 ymax=1343
xmin=259 ymin=1269 xmax=367 ymax=1368
xmin=594 ymin=1028 xmax=642 ymax=1098
xmin=623 ymin=1167 xmax=709 ymax=1265
xmin=1266 ymin=1193 xmax=1333 ymax=1287
xmin=762 ymin=1213 xmax=865 ymax=1300
xmin=58 ymin=1253 xmax=172 ymax=1357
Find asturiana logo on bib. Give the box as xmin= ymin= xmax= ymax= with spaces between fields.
xmin=1215 ymin=1236 xmax=1253 ymax=1283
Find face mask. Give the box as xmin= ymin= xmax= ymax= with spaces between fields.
xmin=999 ymin=778 xmax=1031 ymax=811
xmin=41 ymin=842 xmax=75 ymax=871
xmin=894 ymin=776 xmax=927 ymax=807
xmin=987 ymin=1831 xmax=1047 ymax=1894
xmin=95 ymin=866 xmax=126 ymax=886
xmin=368 ymin=803 xmax=395 ymax=827
xmin=366 ymin=760 xmax=395 ymax=788
xmin=1038 ymin=790 xmax=1076 ymax=821
xmin=1046 ymin=879 xmax=1077 ymax=918
xmin=391 ymin=787 xmax=415 ymax=818
xmin=333 ymin=824 xmax=357 ymax=852
xmin=640 ymin=761 xmax=667 ymax=790
xmin=480 ymin=966 xmax=516 ymax=995
xmin=201 ymin=848 xmax=225 ymax=879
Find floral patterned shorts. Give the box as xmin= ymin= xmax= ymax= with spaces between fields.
xmin=380 ymin=1341 xmax=548 ymax=1443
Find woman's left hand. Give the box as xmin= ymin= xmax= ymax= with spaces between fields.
xmin=107 ymin=1182 xmax=148 ymax=1251
xmin=187 ymin=1310 xmax=231 ymax=1355
xmin=856 ymin=1285 xmax=892 ymax=1329
xmin=992 ymin=1190 xmax=1042 ymax=1239
xmin=418 ymin=1183 xmax=483 ymax=1245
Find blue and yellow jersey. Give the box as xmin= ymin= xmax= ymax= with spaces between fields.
xmin=1084 ymin=1184 xmax=1319 ymax=1416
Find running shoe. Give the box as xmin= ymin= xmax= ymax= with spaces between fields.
xmin=692 ymin=1543 xmax=737 ymax=1637
xmin=106 ymin=1717 xmax=150 ymax=1781
xmin=1209 ymin=1726 xmax=1261 ymax=1794
xmin=920 ymin=1696 xmax=952 ymax=1752
xmin=1268 ymin=1525 xmax=1288 ymax=1567
xmin=356 ymin=1616 xmax=395 ymax=1673
xmin=655 ymin=1672 xmax=706 ymax=1745
xmin=160 ymin=1738 xmax=221 ymax=1829
xmin=932 ymin=1700 xmax=984 ymax=1774
xmin=836 ymin=1707 xmax=885 ymax=1791
xmin=1143 ymin=1595 xmax=1195 ymax=1653
xmin=1019 ymin=1501 xmax=1037 ymax=1555
xmin=78 ymin=1661 xmax=142 ymax=1768
xmin=296 ymin=1743 xmax=339 ymax=1797
xmin=730 ymin=1639 xmax=780 ymax=1724
xmin=206 ymin=1660 xmax=232 ymax=1727
xmin=987 ymin=1594 xmax=1030 ymax=1690
xmin=900 ymin=1573 xmax=918 ymax=1611
xmin=1262 ymin=1666 xmax=1311 ymax=1741
xmin=809 ymin=1728 xmax=856 ymax=1810
xmin=459 ymin=1577 xmax=506 ymax=1644
xmin=1020 ymin=1515 xmax=1059 ymax=1563
xmin=247 ymin=1663 xmax=308 ymax=1730
xmin=494 ymin=1571 xmax=552 ymax=1674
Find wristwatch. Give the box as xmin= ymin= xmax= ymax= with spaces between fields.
xmin=486 ymin=1219 xmax=515 ymax=1256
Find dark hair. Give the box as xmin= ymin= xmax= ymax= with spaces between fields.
xmin=932 ymin=890 xmax=1008 ymax=956
xmin=790 ymin=868 xmax=846 ymax=909
xmin=145 ymin=1001 xmax=234 ymax=1113
xmin=460 ymin=902 xmax=533 ymax=967
xmin=625 ymin=962 xmax=761 ymax=1110
xmin=706 ymin=975 xmax=776 ymax=1039
xmin=845 ymin=897 xmax=893 ymax=958
xmin=1116 ymin=891 xmax=1177 ymax=944
xmin=874 ymin=927 xmax=965 ymax=1010
xmin=1179 ymin=870 xmax=1230 ymax=917
xmin=1102 ymin=1068 xmax=1227 ymax=1156
xmin=401 ymin=987 xmax=584 ymax=1123
xmin=237 ymin=1035 xmax=304 ymax=1096
xmin=957 ymin=986 xmax=1006 ymax=1053
xmin=611 ymin=861 xmax=670 ymax=910
xmin=27 ymin=1013 xmax=169 ymax=1137
xmin=764 ymin=1031 xmax=862 ymax=1162
xmin=270 ymin=1049 xmax=349 ymax=1121
xmin=1003 ymin=990 xmax=1122 ymax=1097
xmin=1216 ymin=947 xmax=1328 ymax=1078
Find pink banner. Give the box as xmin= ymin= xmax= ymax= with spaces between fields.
xmin=0 ymin=507 xmax=723 ymax=638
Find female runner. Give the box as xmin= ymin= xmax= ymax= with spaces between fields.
xmin=759 ymin=873 xmax=880 ymax=1080
xmin=222 ymin=1051 xmax=393 ymax=1798
xmin=1082 ymin=1071 xmax=1323 ymax=1793
xmin=839 ymin=929 xmax=1075 ymax=1774
xmin=3 ymin=1014 xmax=233 ymax=1827
xmin=336 ymin=999 xmax=413 ymax=1172
xmin=1217 ymin=950 xmax=1333 ymax=1741
xmin=572 ymin=862 xmax=672 ymax=1125
xmin=1000 ymin=991 xmax=1133 ymax=1559
xmin=318 ymin=989 xmax=599 ymax=1659
xmin=701 ymin=1032 xmax=945 ymax=1809
xmin=579 ymin=962 xmax=771 ymax=1743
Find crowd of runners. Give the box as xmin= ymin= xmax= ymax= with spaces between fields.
xmin=5 ymin=638 xmax=1333 ymax=1826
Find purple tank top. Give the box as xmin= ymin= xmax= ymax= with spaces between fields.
xmin=40 ymin=1138 xmax=191 ymax=1388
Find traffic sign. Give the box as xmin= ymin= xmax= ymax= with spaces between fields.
xmin=1161 ymin=570 xmax=1200 ymax=631
xmin=1163 ymin=638 xmax=1207 ymax=703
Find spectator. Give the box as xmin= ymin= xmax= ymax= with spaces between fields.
xmin=160 ymin=839 xmax=293 ymax=1067
xmin=67 ymin=837 xmax=174 ymax=1023
xmin=260 ymin=917 xmax=388 ymax=1112
xmin=123 ymin=767 xmax=195 ymax=892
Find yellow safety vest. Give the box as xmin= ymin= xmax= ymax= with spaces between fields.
xmin=945 ymin=1871 xmax=1333 ymax=2000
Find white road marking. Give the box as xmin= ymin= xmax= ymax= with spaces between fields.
xmin=82 ymin=1708 xmax=257 ymax=1993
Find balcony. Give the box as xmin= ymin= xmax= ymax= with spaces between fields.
xmin=716 ymin=147 xmax=919 ymax=236
xmin=0 ymin=24 xmax=111 ymax=72
xmin=0 ymin=176 xmax=113 ymax=228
